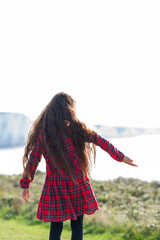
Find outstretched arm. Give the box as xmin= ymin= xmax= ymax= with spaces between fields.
xmin=88 ymin=131 xmax=125 ymax=162
xmin=88 ymin=131 xmax=138 ymax=166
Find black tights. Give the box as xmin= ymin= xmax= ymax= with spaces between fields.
xmin=49 ymin=215 xmax=84 ymax=240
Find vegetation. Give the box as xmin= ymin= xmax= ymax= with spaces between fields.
xmin=0 ymin=171 xmax=160 ymax=239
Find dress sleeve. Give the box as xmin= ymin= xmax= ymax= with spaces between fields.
xmin=19 ymin=133 xmax=43 ymax=189
xmin=88 ymin=131 xmax=125 ymax=162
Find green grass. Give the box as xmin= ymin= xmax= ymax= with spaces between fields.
xmin=0 ymin=217 xmax=129 ymax=240
xmin=0 ymin=218 xmax=122 ymax=240
xmin=0 ymin=218 xmax=71 ymax=240
xmin=1 ymin=217 xmax=160 ymax=240
xmin=0 ymin=218 xmax=48 ymax=240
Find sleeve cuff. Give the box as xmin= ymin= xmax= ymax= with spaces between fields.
xmin=119 ymin=153 xmax=125 ymax=162
xmin=20 ymin=178 xmax=30 ymax=189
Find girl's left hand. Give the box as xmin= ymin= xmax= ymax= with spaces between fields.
xmin=122 ymin=156 xmax=138 ymax=167
xmin=21 ymin=188 xmax=30 ymax=202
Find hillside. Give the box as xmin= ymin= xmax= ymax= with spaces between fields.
xmin=0 ymin=171 xmax=160 ymax=240
xmin=0 ymin=172 xmax=160 ymax=239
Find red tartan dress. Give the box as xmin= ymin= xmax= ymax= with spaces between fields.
xmin=20 ymin=130 xmax=125 ymax=222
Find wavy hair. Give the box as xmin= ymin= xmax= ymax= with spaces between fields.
xmin=23 ymin=92 xmax=96 ymax=184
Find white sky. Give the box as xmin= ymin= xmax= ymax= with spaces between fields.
xmin=0 ymin=0 xmax=160 ymax=128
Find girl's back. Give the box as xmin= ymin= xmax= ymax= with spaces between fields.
xmin=20 ymin=92 xmax=137 ymax=239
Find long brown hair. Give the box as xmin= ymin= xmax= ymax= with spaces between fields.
xmin=23 ymin=92 xmax=96 ymax=183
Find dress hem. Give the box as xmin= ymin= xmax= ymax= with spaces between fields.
xmin=36 ymin=208 xmax=99 ymax=222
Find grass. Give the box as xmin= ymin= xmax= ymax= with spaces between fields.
xmin=0 ymin=218 xmax=71 ymax=240
xmin=0 ymin=217 xmax=134 ymax=240
xmin=1 ymin=173 xmax=160 ymax=239
xmin=1 ymin=217 xmax=160 ymax=240
xmin=0 ymin=217 xmax=123 ymax=240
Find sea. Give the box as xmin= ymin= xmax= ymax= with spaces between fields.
xmin=0 ymin=134 xmax=159 ymax=182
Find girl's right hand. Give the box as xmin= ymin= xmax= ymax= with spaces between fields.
xmin=122 ymin=156 xmax=138 ymax=167
xmin=21 ymin=188 xmax=30 ymax=202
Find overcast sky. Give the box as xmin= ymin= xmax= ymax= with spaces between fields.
xmin=0 ymin=0 xmax=160 ymax=128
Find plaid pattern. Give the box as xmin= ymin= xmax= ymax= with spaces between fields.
xmin=20 ymin=130 xmax=125 ymax=222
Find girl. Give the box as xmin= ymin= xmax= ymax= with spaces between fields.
xmin=20 ymin=92 xmax=137 ymax=240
